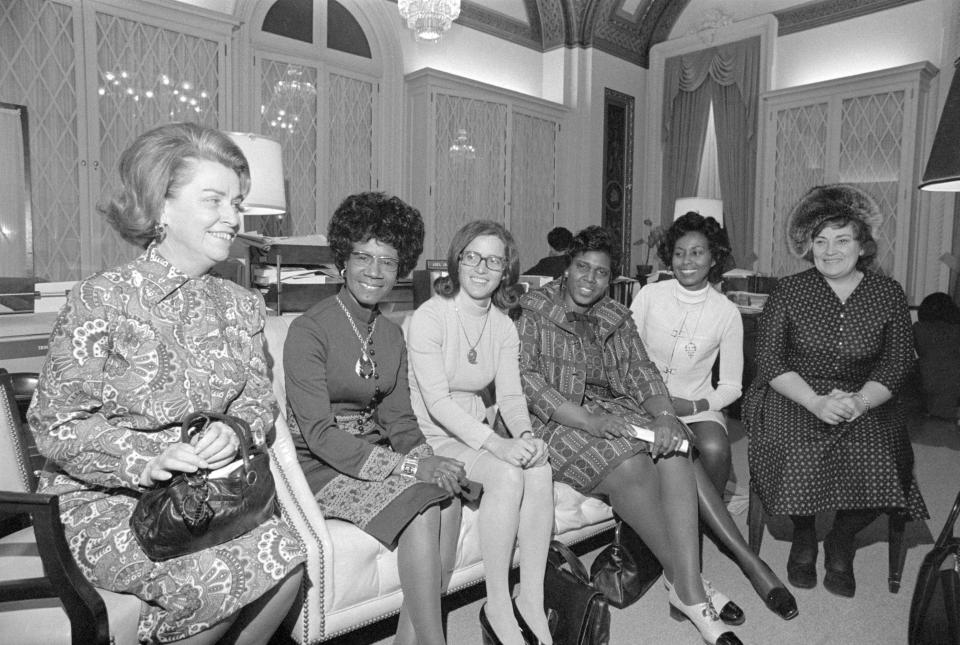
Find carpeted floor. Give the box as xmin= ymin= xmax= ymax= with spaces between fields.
xmin=310 ymin=410 xmax=960 ymax=645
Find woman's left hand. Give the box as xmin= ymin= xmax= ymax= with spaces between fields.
xmin=648 ymin=413 xmax=689 ymax=458
xmin=519 ymin=435 xmax=549 ymax=468
xmin=192 ymin=421 xmax=240 ymax=470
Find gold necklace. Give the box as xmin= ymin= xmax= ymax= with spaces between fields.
xmin=336 ymin=295 xmax=378 ymax=379
xmin=453 ymin=301 xmax=490 ymax=365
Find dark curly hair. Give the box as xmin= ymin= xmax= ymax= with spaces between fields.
xmin=918 ymin=292 xmax=960 ymax=324
xmin=567 ymin=225 xmax=622 ymax=279
xmin=434 ymin=220 xmax=523 ymax=311
xmin=327 ymin=192 xmax=424 ymax=277
xmin=101 ymin=122 xmax=251 ymax=248
xmin=547 ymin=226 xmax=573 ymax=252
xmin=657 ymin=212 xmax=732 ymax=283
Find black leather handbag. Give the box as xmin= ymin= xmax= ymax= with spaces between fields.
xmin=130 ymin=412 xmax=277 ymax=562
xmin=909 ymin=489 xmax=960 ymax=645
xmin=544 ymin=540 xmax=610 ymax=645
xmin=590 ymin=519 xmax=663 ymax=609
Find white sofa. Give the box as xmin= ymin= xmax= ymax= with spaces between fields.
xmin=262 ymin=314 xmax=616 ymax=643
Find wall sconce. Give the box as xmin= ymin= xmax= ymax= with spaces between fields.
xmin=674 ymin=197 xmax=724 ymax=226
xmin=225 ymin=131 xmax=286 ymax=216
xmin=920 ymin=58 xmax=960 ymax=191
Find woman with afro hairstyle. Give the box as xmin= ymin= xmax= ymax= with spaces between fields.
xmin=631 ymin=211 xmax=741 ymax=497
xmin=284 ymin=192 xmax=466 ymax=645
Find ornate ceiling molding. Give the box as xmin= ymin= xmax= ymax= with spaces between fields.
xmin=774 ymin=0 xmax=923 ymax=36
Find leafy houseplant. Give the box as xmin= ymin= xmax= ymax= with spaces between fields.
xmin=633 ymin=219 xmax=665 ymax=278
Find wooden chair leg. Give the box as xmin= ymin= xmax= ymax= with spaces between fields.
xmin=887 ymin=511 xmax=906 ymax=593
xmin=747 ymin=485 xmax=765 ymax=554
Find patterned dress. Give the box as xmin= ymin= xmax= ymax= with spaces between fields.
xmin=28 ymin=246 xmax=306 ymax=644
xmin=742 ymin=268 xmax=928 ymax=519
xmin=517 ymin=281 xmax=669 ymax=493
xmin=283 ymin=291 xmax=448 ymax=546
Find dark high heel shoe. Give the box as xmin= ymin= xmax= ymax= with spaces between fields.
xmin=668 ymin=585 xmax=742 ymax=645
xmin=823 ymin=530 xmax=857 ymax=598
xmin=479 ymin=604 xmax=503 ymax=645
xmin=763 ymin=586 xmax=799 ymax=620
xmin=512 ymin=598 xmax=550 ymax=645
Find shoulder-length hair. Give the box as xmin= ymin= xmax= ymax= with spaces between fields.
xmin=434 ymin=220 xmax=523 ymax=311
xmin=327 ymin=192 xmax=424 ymax=277
xmin=101 ymin=122 xmax=251 ymax=248
xmin=567 ymin=225 xmax=622 ymax=280
xmin=657 ymin=211 xmax=732 ymax=283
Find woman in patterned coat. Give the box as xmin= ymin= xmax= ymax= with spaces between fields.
xmin=284 ymin=192 xmax=465 ymax=645
xmin=742 ymin=184 xmax=928 ymax=598
xmin=28 ymin=122 xmax=304 ymax=644
xmin=518 ymin=226 xmax=796 ymax=645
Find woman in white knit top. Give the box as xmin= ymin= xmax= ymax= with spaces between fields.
xmin=630 ymin=212 xmax=743 ymax=495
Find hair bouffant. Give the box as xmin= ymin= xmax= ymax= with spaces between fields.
xmin=101 ymin=122 xmax=251 ymax=248
xmin=434 ymin=220 xmax=523 ymax=311
xmin=786 ymin=184 xmax=881 ymax=270
xmin=547 ymin=226 xmax=573 ymax=252
xmin=567 ymin=225 xmax=622 ymax=279
xmin=327 ymin=192 xmax=424 ymax=277
xmin=657 ymin=211 xmax=731 ymax=283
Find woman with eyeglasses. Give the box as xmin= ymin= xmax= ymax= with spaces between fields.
xmin=407 ymin=220 xmax=555 ymax=645
xmin=284 ymin=192 xmax=466 ymax=645
xmin=517 ymin=226 xmax=797 ymax=645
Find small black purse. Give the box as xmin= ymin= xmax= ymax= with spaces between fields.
xmin=544 ymin=540 xmax=610 ymax=645
xmin=909 ymin=489 xmax=960 ymax=645
xmin=590 ymin=519 xmax=663 ymax=608
xmin=130 ymin=412 xmax=277 ymax=562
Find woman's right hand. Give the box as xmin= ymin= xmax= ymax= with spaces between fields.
xmin=415 ymin=455 xmax=466 ymax=495
xmin=483 ymin=435 xmax=537 ymax=467
xmin=137 ymin=442 xmax=206 ymax=487
xmin=806 ymin=393 xmax=857 ymax=425
xmin=585 ymin=413 xmax=634 ymax=441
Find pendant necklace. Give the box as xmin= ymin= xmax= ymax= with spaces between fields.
xmin=336 ymin=295 xmax=379 ymax=379
xmin=454 ymin=301 xmax=490 ymax=365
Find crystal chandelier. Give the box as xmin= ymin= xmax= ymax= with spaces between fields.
xmin=398 ymin=0 xmax=461 ymax=43
xmin=449 ymin=128 xmax=476 ymax=159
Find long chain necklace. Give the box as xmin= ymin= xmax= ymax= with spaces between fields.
xmin=662 ymin=292 xmax=707 ymax=384
xmin=336 ymin=295 xmax=379 ymax=379
xmin=454 ymin=302 xmax=490 ymax=365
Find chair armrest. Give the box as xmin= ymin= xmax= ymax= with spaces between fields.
xmin=0 ymin=491 xmax=110 ymax=645
xmin=268 ymin=415 xmax=335 ymax=643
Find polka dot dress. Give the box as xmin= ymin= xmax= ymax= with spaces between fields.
xmin=742 ymin=268 xmax=928 ymax=519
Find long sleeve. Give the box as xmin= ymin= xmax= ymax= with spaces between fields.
xmin=407 ymin=300 xmax=494 ymax=450
xmin=753 ymin=280 xmax=793 ymax=386
xmin=868 ymin=280 xmax=915 ymax=394
xmin=493 ymin=322 xmax=534 ymax=437
xmin=225 ymin=297 xmax=276 ymax=444
xmin=29 ymin=285 xmax=164 ymax=489
xmin=517 ymin=308 xmax=570 ymax=423
xmin=708 ymin=305 xmax=744 ymax=410
xmin=284 ymin=313 xmax=401 ymax=481
xmin=378 ymin=344 xmax=433 ymax=455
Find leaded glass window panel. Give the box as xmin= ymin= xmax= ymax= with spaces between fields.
xmin=94 ymin=10 xmax=222 ymax=271
xmin=511 ymin=112 xmax=559 ymax=271
xmin=433 ymin=93 xmax=508 ymax=258
xmin=259 ymin=59 xmax=319 ymax=237
xmin=0 ymin=0 xmax=80 ymax=281
xmin=328 ymin=73 xmax=374 ymax=222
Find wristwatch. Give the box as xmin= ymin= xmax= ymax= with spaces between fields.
xmin=399 ymin=455 xmax=419 ymax=479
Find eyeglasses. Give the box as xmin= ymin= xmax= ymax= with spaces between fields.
xmin=570 ymin=259 xmax=611 ymax=279
xmin=459 ymin=250 xmax=506 ymax=272
xmin=349 ymin=251 xmax=400 ymax=273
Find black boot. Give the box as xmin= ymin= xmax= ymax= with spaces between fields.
xmin=787 ymin=515 xmax=817 ymax=589
xmin=823 ymin=509 xmax=879 ymax=598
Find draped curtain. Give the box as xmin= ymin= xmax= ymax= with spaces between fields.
xmin=661 ymin=37 xmax=761 ymax=267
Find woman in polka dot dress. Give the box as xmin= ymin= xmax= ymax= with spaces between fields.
xmin=742 ymin=184 xmax=927 ymax=599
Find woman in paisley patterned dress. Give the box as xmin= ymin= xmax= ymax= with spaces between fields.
xmin=517 ymin=226 xmax=797 ymax=645
xmin=284 ymin=192 xmax=465 ymax=645
xmin=27 ymin=122 xmax=305 ymax=644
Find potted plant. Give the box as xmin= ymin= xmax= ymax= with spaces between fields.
xmin=633 ymin=219 xmax=665 ymax=280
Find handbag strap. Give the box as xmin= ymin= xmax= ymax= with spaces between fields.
xmin=549 ymin=540 xmax=590 ymax=584
xmin=934 ymin=489 xmax=960 ymax=549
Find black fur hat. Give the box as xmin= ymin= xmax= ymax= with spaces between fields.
xmin=786 ymin=184 xmax=883 ymax=259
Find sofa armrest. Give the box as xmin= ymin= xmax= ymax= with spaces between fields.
xmin=269 ymin=414 xmax=335 ymax=644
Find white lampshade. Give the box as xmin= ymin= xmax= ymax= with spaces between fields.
xmin=674 ymin=197 xmax=723 ymax=226
xmin=225 ymin=131 xmax=286 ymax=216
